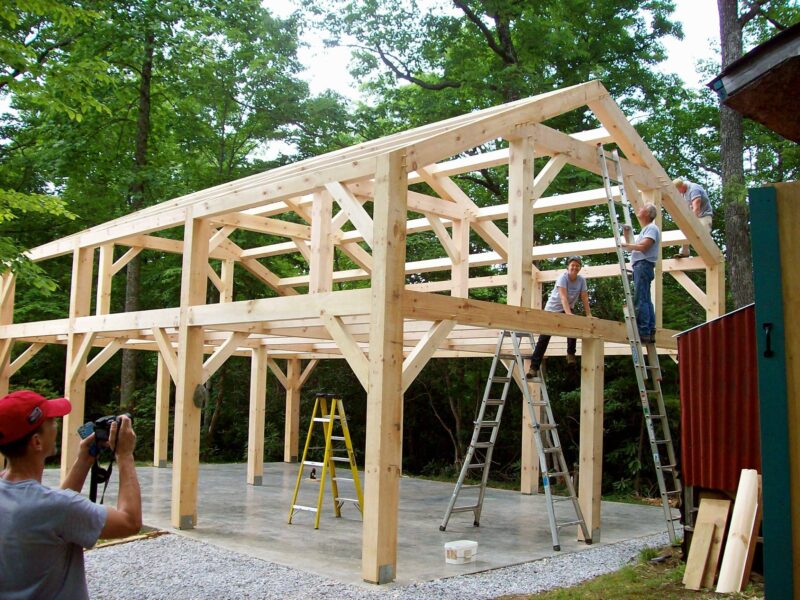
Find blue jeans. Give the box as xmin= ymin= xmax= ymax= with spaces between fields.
xmin=632 ymin=260 xmax=655 ymax=338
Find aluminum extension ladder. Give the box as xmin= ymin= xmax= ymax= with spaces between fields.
xmin=597 ymin=145 xmax=682 ymax=544
xmin=440 ymin=330 xmax=591 ymax=551
xmin=288 ymin=393 xmax=364 ymax=529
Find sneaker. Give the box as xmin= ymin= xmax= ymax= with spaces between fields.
xmin=639 ymin=334 xmax=654 ymax=344
xmin=528 ymin=365 xmax=540 ymax=378
xmin=566 ymin=354 xmax=577 ymax=366
xmin=672 ymin=252 xmax=690 ymax=259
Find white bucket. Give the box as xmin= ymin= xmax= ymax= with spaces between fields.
xmin=444 ymin=539 xmax=478 ymax=564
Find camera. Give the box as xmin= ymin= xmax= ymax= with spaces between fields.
xmin=78 ymin=413 xmax=132 ymax=455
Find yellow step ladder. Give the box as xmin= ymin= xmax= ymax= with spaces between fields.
xmin=288 ymin=393 xmax=363 ymax=529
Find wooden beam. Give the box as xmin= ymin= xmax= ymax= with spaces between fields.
xmin=401 ymin=320 xmax=455 ymax=392
xmin=154 ymin=354 xmax=171 ymax=468
xmin=299 ymin=359 xmax=318 ymax=386
xmin=240 ymin=257 xmax=299 ymax=296
xmin=171 ymin=214 xmax=210 ymax=530
xmin=8 ymin=342 xmax=44 ymax=377
xmin=320 ymin=312 xmax=369 ymax=390
xmin=220 ymin=259 xmax=234 ymax=303
xmin=110 ymin=246 xmax=142 ymax=276
xmin=669 ymin=271 xmax=707 ymax=307
xmin=532 ymin=154 xmax=567 ymax=199
xmin=267 ymin=358 xmax=288 ymax=389
xmin=362 ymin=149 xmax=407 ymax=584
xmin=201 ymin=332 xmax=248 ymax=384
xmin=206 ymin=263 xmax=223 ymax=293
xmin=326 ymin=181 xmax=375 ymax=248
xmin=247 ymin=346 xmax=268 ymax=485
xmin=212 ymin=212 xmax=311 ymax=240
xmin=578 ymin=337 xmax=604 ymax=541
xmin=85 ymin=339 xmax=123 ymax=379
xmin=153 ymin=327 xmax=178 ymax=382
xmin=426 ymin=215 xmax=458 ymax=264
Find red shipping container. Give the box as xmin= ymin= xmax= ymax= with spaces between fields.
xmin=677 ymin=304 xmax=761 ymax=491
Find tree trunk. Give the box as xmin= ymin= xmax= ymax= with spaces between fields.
xmin=120 ymin=30 xmax=155 ymax=411
xmin=717 ymin=0 xmax=754 ymax=309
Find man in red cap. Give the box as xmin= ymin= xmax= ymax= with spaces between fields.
xmin=0 ymin=390 xmax=142 ymax=599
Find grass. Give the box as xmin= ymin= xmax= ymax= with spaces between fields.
xmin=498 ymin=547 xmax=764 ymax=600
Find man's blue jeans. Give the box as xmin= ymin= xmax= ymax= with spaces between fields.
xmin=632 ymin=260 xmax=655 ymax=338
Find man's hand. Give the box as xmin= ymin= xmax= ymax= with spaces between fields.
xmin=77 ymin=433 xmax=98 ymax=463
xmin=110 ymin=416 xmax=137 ymax=458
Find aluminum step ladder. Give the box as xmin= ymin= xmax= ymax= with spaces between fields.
xmin=288 ymin=393 xmax=364 ymax=529
xmin=440 ymin=330 xmax=591 ymax=550
xmin=597 ymin=145 xmax=683 ymax=544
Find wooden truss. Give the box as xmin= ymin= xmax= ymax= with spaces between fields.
xmin=0 ymin=80 xmax=724 ymax=583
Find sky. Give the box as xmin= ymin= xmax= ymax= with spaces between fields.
xmin=270 ymin=0 xmax=723 ymax=101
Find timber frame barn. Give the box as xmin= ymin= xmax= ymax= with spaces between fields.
xmin=0 ymin=80 xmax=724 ymax=583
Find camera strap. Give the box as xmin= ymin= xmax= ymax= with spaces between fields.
xmin=89 ymin=455 xmax=116 ymax=504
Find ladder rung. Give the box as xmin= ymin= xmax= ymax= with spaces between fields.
xmin=543 ymin=447 xmax=561 ymax=454
xmin=330 ymin=436 xmax=345 ymax=441
xmin=333 ymin=477 xmax=354 ymax=482
xmin=451 ymin=505 xmax=479 ymax=513
xmin=476 ymin=420 xmax=500 ymax=428
xmin=303 ymin=461 xmax=324 ymax=467
xmin=492 ymin=377 xmax=512 ymax=384
xmin=647 ymin=413 xmax=666 ymax=419
xmin=473 ymin=441 xmax=494 ymax=449
xmin=331 ymin=457 xmax=351 ymax=463
xmin=529 ymin=400 xmax=548 ymax=406
xmin=556 ymin=519 xmax=584 ymax=529
xmin=552 ymin=496 xmax=575 ymax=503
xmin=460 ymin=484 xmax=483 ymax=490
xmin=467 ymin=463 xmax=486 ymax=469
xmin=485 ymin=399 xmax=504 ymax=406
xmin=313 ymin=416 xmax=340 ymax=422
xmin=536 ymin=423 xmax=558 ymax=431
xmin=335 ymin=497 xmax=360 ymax=504
xmin=498 ymin=353 xmax=516 ymax=359
xmin=546 ymin=471 xmax=569 ymax=479
xmin=292 ymin=505 xmax=318 ymax=512
xmin=664 ymin=490 xmax=682 ymax=496
xmin=658 ymin=464 xmax=677 ymax=471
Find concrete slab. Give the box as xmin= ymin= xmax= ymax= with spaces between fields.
xmin=44 ymin=462 xmax=670 ymax=588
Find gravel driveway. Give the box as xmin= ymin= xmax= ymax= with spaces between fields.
xmin=86 ymin=530 xmax=670 ymax=599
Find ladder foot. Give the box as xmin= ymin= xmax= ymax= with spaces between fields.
xmin=584 ymin=538 xmax=592 ymax=545
xmin=553 ymin=544 xmax=561 ymax=551
xmin=473 ymin=521 xmax=480 ymax=527
xmin=439 ymin=525 xmax=446 ymax=532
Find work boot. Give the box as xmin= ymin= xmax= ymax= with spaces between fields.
xmin=672 ymin=252 xmax=690 ymax=259
xmin=528 ymin=363 xmax=540 ymax=378
xmin=566 ymin=354 xmax=577 ymax=366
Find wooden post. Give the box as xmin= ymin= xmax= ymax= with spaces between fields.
xmin=153 ymin=354 xmax=171 ymax=468
xmin=220 ymin=258 xmax=235 ymax=303
xmin=0 ymin=272 xmax=15 ymax=397
xmin=451 ymin=219 xmax=470 ymax=298
xmin=309 ymin=190 xmax=334 ymax=293
xmin=507 ymin=135 xmax=534 ymax=308
xmin=171 ymin=214 xmax=209 ymax=530
xmin=361 ymin=149 xmax=407 ymax=585
xmin=578 ymin=337 xmax=604 ymax=541
xmin=706 ymin=261 xmax=725 ymax=320
xmin=96 ymin=244 xmax=114 ymax=315
xmin=284 ymin=358 xmax=301 ymax=462
xmin=61 ymin=246 xmax=95 ymax=481
xmin=521 ymin=278 xmax=542 ymax=494
xmin=248 ymin=346 xmax=268 ymax=485
xmin=642 ymin=190 xmax=663 ymax=329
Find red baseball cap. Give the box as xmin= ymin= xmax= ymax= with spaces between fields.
xmin=0 ymin=390 xmax=71 ymax=444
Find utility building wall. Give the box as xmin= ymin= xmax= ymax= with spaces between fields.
xmin=677 ymin=304 xmax=761 ymax=491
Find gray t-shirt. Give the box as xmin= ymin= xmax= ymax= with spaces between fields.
xmin=544 ymin=272 xmax=588 ymax=312
xmin=0 ymin=478 xmax=107 ymax=600
xmin=631 ymin=223 xmax=660 ymax=264
xmin=682 ymin=182 xmax=713 ymax=218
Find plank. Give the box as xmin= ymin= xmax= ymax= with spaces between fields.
xmin=698 ymin=497 xmax=732 ymax=589
xmin=683 ymin=522 xmax=716 ymax=590
xmin=717 ymin=469 xmax=760 ymax=593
